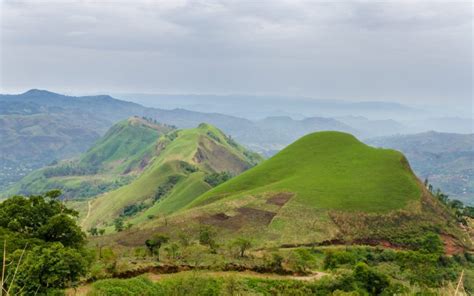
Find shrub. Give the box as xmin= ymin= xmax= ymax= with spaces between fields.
xmin=204 ymin=172 xmax=232 ymax=187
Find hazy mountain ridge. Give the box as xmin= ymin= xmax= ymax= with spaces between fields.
xmin=0 ymin=90 xmax=367 ymax=189
xmin=2 ymin=117 xmax=174 ymax=199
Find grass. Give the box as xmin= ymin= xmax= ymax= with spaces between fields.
xmin=3 ymin=117 xmax=169 ymax=199
xmin=86 ymin=131 xmax=469 ymax=250
xmin=82 ymin=123 xmax=262 ymax=230
xmin=190 ymin=131 xmax=421 ymax=213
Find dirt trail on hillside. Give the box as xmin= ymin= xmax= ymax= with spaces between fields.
xmin=81 ymin=200 xmax=92 ymax=229
xmin=66 ymin=270 xmax=327 ymax=296
xmin=146 ymin=270 xmax=327 ymax=282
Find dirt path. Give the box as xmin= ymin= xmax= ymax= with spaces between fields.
xmin=66 ymin=270 xmax=327 ymax=295
xmin=81 ymin=200 xmax=92 ymax=229
xmin=144 ymin=270 xmax=327 ymax=283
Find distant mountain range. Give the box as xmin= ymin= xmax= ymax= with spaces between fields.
xmin=1 ymin=89 xmax=472 ymax=204
xmin=0 ymin=89 xmax=397 ymax=190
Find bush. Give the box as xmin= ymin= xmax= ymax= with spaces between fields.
xmin=90 ymin=277 xmax=162 ymax=296
xmin=204 ymin=172 xmax=232 ymax=187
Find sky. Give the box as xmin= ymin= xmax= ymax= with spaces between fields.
xmin=0 ymin=0 xmax=472 ymax=108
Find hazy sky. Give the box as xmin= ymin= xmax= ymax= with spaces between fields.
xmin=0 ymin=0 xmax=472 ymax=107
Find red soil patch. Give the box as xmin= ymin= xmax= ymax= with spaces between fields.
xmin=441 ymin=234 xmax=465 ymax=255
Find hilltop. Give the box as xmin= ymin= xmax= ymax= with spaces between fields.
xmin=104 ymin=131 xmax=471 ymax=251
xmin=3 ymin=117 xmax=174 ymax=199
xmin=82 ymin=122 xmax=262 ymax=230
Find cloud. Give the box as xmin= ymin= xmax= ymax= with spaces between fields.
xmin=0 ymin=0 xmax=472 ymax=106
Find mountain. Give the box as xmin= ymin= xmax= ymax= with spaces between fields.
xmin=0 ymin=112 xmax=110 ymax=191
xmin=82 ymin=123 xmax=262 ymax=230
xmin=114 ymin=93 xmax=420 ymax=121
xmin=0 ymin=90 xmax=363 ymax=190
xmin=367 ymin=131 xmax=474 ymax=205
xmin=337 ymin=116 xmax=407 ymax=138
xmin=103 ymin=131 xmax=470 ymax=251
xmin=2 ymin=117 xmax=175 ymax=199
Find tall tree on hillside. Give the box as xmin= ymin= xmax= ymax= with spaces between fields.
xmin=145 ymin=234 xmax=169 ymax=260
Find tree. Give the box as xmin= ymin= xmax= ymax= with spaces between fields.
xmin=353 ymin=262 xmax=390 ymax=295
xmin=38 ymin=214 xmax=85 ymax=248
xmin=145 ymin=234 xmax=169 ymax=260
xmin=199 ymin=226 xmax=216 ymax=247
xmin=88 ymin=227 xmax=99 ymax=236
xmin=14 ymin=243 xmax=90 ymax=294
xmin=98 ymin=229 xmax=106 ymax=236
xmin=0 ymin=192 xmax=77 ymax=236
xmin=0 ymin=191 xmax=90 ymax=294
xmin=178 ymin=231 xmax=191 ymax=247
xmin=419 ymin=232 xmax=444 ymax=255
xmin=165 ymin=243 xmax=180 ymax=260
xmin=232 ymin=237 xmax=252 ymax=257
xmin=114 ymin=218 xmax=124 ymax=232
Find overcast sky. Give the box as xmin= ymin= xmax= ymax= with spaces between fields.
xmin=0 ymin=0 xmax=472 ymax=107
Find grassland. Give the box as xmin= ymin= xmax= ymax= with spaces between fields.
xmin=82 ymin=123 xmax=262 ymax=230
xmin=191 ymin=131 xmax=420 ymax=212
xmin=3 ymin=117 xmax=172 ymax=199
xmin=96 ymin=131 xmax=471 ymax=252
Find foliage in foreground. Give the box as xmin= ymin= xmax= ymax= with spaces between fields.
xmin=0 ymin=190 xmax=91 ymax=295
xmin=89 ymin=266 xmax=404 ymax=296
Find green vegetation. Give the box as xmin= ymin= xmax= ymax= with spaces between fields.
xmin=191 ymin=131 xmax=420 ymax=212
xmin=3 ymin=117 xmax=173 ymax=199
xmin=83 ymin=123 xmax=262 ymax=231
xmin=0 ymin=190 xmax=91 ymax=294
xmin=204 ymin=171 xmax=233 ymax=187
xmin=87 ymin=242 xmax=474 ymax=295
xmin=368 ymin=132 xmax=474 ymax=205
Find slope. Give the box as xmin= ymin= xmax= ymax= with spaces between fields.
xmin=82 ymin=123 xmax=262 ymax=230
xmin=367 ymin=131 xmax=474 ymax=205
xmin=110 ymin=131 xmax=470 ymax=251
xmin=3 ymin=117 xmax=173 ymax=199
xmin=191 ymin=131 xmax=420 ymax=212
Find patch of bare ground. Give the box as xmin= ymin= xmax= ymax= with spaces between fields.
xmin=325 ymin=184 xmax=473 ymax=254
xmin=65 ymin=284 xmax=91 ymax=296
xmin=441 ymin=234 xmax=465 ymax=255
xmin=280 ymin=238 xmax=403 ymax=250
xmin=193 ymin=137 xmax=250 ymax=174
xmin=266 ymin=192 xmax=293 ymax=206
xmin=198 ymin=207 xmax=276 ymax=230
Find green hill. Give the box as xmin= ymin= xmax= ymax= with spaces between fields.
xmin=106 ymin=131 xmax=470 ymax=251
xmin=367 ymin=131 xmax=474 ymax=205
xmin=82 ymin=123 xmax=262 ymax=230
xmin=190 ymin=131 xmax=420 ymax=212
xmin=3 ymin=117 xmax=174 ymax=199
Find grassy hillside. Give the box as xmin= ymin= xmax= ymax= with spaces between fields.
xmin=191 ymin=131 xmax=420 ymax=212
xmin=103 ymin=131 xmax=470 ymax=251
xmin=367 ymin=131 xmax=474 ymax=205
xmin=83 ymin=123 xmax=262 ymax=230
xmin=3 ymin=117 xmax=173 ymax=199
